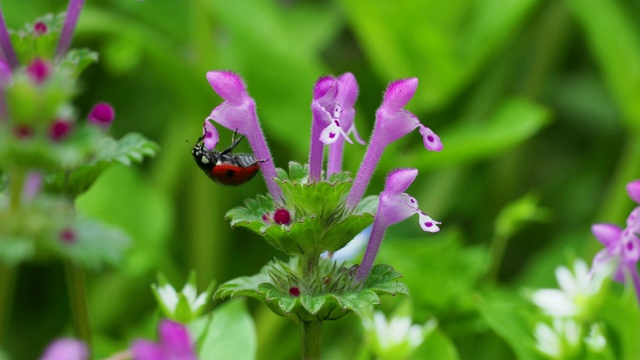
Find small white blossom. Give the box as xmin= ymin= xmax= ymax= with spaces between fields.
xmin=532 ymin=259 xmax=605 ymax=317
xmin=584 ymin=323 xmax=606 ymax=352
xmin=534 ymin=318 xmax=580 ymax=359
xmin=151 ymin=272 xmax=213 ymax=323
xmin=363 ymin=311 xmax=436 ymax=360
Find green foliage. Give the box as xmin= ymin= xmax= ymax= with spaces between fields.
xmin=216 ymin=259 xmax=407 ymax=321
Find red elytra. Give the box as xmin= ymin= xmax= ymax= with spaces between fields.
xmin=192 ymin=130 xmax=262 ymax=186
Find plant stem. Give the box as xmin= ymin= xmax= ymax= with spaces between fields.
xmin=65 ymin=260 xmax=92 ymax=356
xmin=300 ymin=320 xmax=321 ymax=360
xmin=0 ymin=264 xmax=14 ymax=346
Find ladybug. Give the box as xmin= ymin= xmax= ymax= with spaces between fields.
xmin=192 ymin=131 xmax=262 ymax=186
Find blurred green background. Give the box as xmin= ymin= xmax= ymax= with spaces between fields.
xmin=4 ymin=0 xmax=640 ymax=358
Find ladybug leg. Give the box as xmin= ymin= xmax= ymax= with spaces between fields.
xmin=221 ymin=129 xmax=246 ymax=155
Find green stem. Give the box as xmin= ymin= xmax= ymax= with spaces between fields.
xmin=486 ymin=234 xmax=509 ymax=283
xmin=300 ymin=320 xmax=321 ymax=360
xmin=0 ymin=265 xmax=14 ymax=346
xmin=8 ymin=169 xmax=26 ymax=212
xmin=65 ymin=260 xmax=92 ymax=356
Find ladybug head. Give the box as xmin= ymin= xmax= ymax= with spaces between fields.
xmin=192 ymin=142 xmax=219 ymax=172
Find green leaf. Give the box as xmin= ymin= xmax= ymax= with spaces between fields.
xmin=60 ymin=48 xmax=99 ymax=77
xmin=46 ymin=132 xmax=159 ymax=198
xmin=191 ymin=301 xmax=256 ymax=360
xmin=415 ymin=328 xmax=460 ymax=360
xmin=215 ymin=260 xmax=406 ymax=322
xmin=61 ymin=217 xmax=130 ymax=269
xmin=476 ymin=288 xmax=539 ymax=360
xmin=600 ymin=290 xmax=640 ymax=359
xmin=339 ymin=0 xmax=541 ymax=110
xmin=565 ymin=0 xmax=640 ymax=129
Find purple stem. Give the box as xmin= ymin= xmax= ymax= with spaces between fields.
xmin=56 ymin=0 xmax=85 ymax=58
xmin=355 ymin=217 xmax=386 ymax=282
xmin=308 ymin=111 xmax=324 ymax=183
xmin=0 ymin=8 xmax=19 ymax=68
xmin=345 ymin=133 xmax=385 ymax=208
xmin=327 ymin=139 xmax=345 ymax=177
xmin=629 ymin=263 xmax=640 ymax=308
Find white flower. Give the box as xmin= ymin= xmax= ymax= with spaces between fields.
xmin=584 ymin=323 xmax=606 ymax=352
xmin=363 ymin=311 xmax=436 ymax=360
xmin=534 ymin=318 xmax=580 ymax=359
xmin=532 ymin=259 xmax=605 ymax=317
xmin=151 ymin=273 xmax=213 ymax=323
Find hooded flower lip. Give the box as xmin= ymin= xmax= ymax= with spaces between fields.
xmin=206 ymin=70 xmax=282 ymax=202
xmin=346 ymin=78 xmax=442 ymax=209
xmin=131 ymin=319 xmax=197 ymax=360
xmin=356 ymin=168 xmax=440 ymax=281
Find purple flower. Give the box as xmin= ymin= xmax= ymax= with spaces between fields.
xmin=0 ymin=7 xmax=19 ymax=69
xmin=87 ymin=102 xmax=115 ymax=129
xmin=201 ymin=118 xmax=219 ymax=150
xmin=591 ymin=180 xmax=640 ymax=304
xmin=206 ymin=71 xmax=283 ymax=201
xmin=346 ymin=78 xmax=442 ymax=209
xmin=356 ymin=168 xmax=440 ymax=281
xmin=131 ymin=319 xmax=197 ymax=360
xmin=309 ymin=73 xmax=363 ymax=181
xmin=56 ymin=0 xmax=85 ymax=58
xmin=34 ymin=21 xmax=48 ymax=35
xmin=39 ymin=338 xmax=88 ymax=360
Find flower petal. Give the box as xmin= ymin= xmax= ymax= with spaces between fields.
xmin=418 ymin=212 xmax=440 ymax=233
xmin=131 ymin=340 xmax=164 ymax=360
xmin=206 ymin=71 xmax=248 ymax=105
xmin=532 ymin=289 xmax=577 ymax=317
xmin=202 ymin=118 xmax=219 ymax=150
xmin=40 ymin=339 xmax=88 ymax=360
xmin=591 ymin=223 xmax=623 ymax=249
xmin=382 ymin=78 xmax=418 ymax=111
xmin=621 ymin=229 xmax=640 ymax=263
xmin=627 ymin=180 xmax=640 ymax=204
xmin=384 ymin=168 xmax=418 ymax=196
xmin=158 ymin=320 xmax=197 ymax=360
xmin=418 ymin=125 xmax=443 ymax=152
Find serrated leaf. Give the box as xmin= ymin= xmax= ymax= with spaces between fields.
xmin=46 ymin=132 xmax=159 ymax=198
xmin=215 ymin=261 xmax=406 ymax=322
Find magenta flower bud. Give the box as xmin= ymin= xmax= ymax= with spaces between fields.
xmin=39 ymin=338 xmax=88 ymax=360
xmin=34 ymin=21 xmax=47 ymax=35
xmin=26 ymin=58 xmax=52 ymax=85
xmin=48 ymin=120 xmax=74 ymax=141
xmin=289 ymin=287 xmax=301 ymax=297
xmin=87 ymin=102 xmax=115 ymax=129
xmin=274 ymin=208 xmax=291 ymax=225
xmin=13 ymin=124 xmax=34 ymax=139
xmin=60 ymin=228 xmax=76 ymax=244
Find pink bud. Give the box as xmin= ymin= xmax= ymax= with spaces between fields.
xmin=48 ymin=120 xmax=74 ymax=141
xmin=26 ymin=58 xmax=51 ymax=85
xmin=34 ymin=22 xmax=47 ymax=35
xmin=87 ymin=102 xmax=115 ymax=129
xmin=274 ymin=208 xmax=291 ymax=225
xmin=13 ymin=125 xmax=34 ymax=139
xmin=60 ymin=228 xmax=76 ymax=244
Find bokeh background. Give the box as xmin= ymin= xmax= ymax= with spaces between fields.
xmin=4 ymin=0 xmax=640 ymax=358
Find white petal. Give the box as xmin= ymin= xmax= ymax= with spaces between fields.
xmin=555 ymin=265 xmax=578 ymax=295
xmin=532 ymin=289 xmax=577 ymax=317
xmin=157 ymin=285 xmax=179 ymax=313
xmin=418 ymin=213 xmax=441 ymax=233
xmin=534 ymin=323 xmax=561 ymax=357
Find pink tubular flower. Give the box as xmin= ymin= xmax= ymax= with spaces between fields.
xmin=56 ymin=0 xmax=85 ymax=58
xmin=0 ymin=8 xmax=19 ymax=69
xmin=591 ymin=180 xmax=640 ymax=305
xmin=39 ymin=338 xmax=88 ymax=360
xmin=309 ymin=73 xmax=363 ymax=181
xmin=131 ymin=319 xmax=197 ymax=360
xmin=355 ymin=168 xmax=440 ymax=281
xmin=206 ymin=71 xmax=283 ymax=202
xmin=87 ymin=102 xmax=115 ymax=129
xmin=346 ymin=78 xmax=442 ymax=208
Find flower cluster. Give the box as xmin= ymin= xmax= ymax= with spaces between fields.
xmin=0 ymin=1 xmax=157 ymax=267
xmin=201 ymin=71 xmax=442 ymax=321
xmin=529 ymin=179 xmax=640 ymax=358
